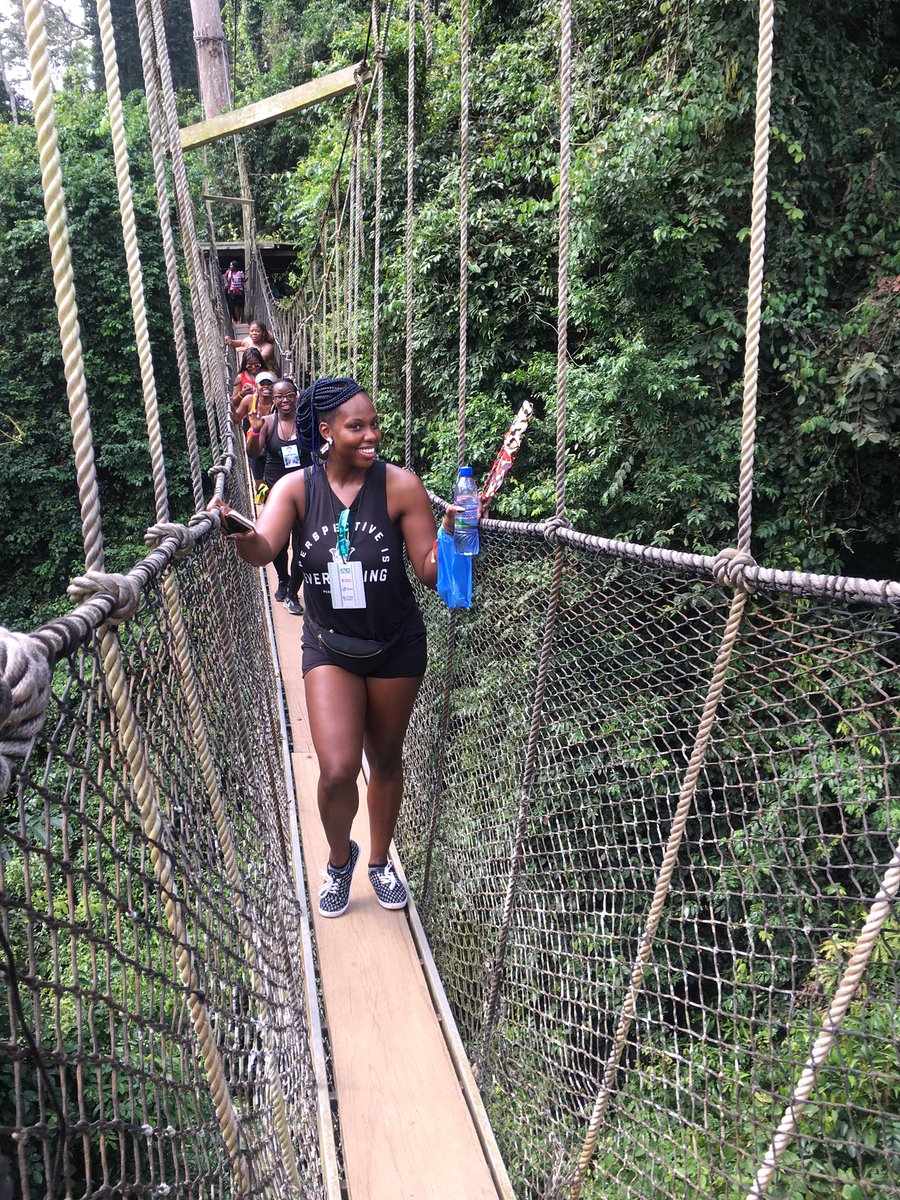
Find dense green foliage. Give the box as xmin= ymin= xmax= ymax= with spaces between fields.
xmin=0 ymin=79 xmax=205 ymax=627
xmin=267 ymin=0 xmax=899 ymax=576
xmin=1 ymin=0 xmax=897 ymax=623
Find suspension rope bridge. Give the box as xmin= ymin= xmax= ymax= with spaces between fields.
xmin=1 ymin=0 xmax=899 ymax=1197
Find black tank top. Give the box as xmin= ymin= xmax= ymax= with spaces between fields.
xmin=299 ymin=460 xmax=424 ymax=642
xmin=263 ymin=414 xmax=310 ymax=486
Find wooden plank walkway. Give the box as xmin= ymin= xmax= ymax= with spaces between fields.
xmin=265 ymin=564 xmax=505 ymax=1199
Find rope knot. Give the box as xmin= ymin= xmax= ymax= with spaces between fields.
xmin=543 ymin=515 xmax=572 ymax=544
xmin=713 ymin=547 xmax=758 ymax=593
xmin=190 ymin=510 xmax=219 ymax=537
xmin=144 ymin=521 xmax=191 ymax=557
xmin=0 ymin=629 xmax=52 ymax=797
xmin=208 ymin=463 xmax=229 ymax=479
xmin=67 ymin=571 xmax=142 ymax=623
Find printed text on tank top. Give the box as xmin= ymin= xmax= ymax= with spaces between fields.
xmin=298 ymin=462 xmax=413 ymax=633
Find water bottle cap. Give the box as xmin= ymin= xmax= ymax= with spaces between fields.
xmin=458 ymin=465 xmax=473 ymax=477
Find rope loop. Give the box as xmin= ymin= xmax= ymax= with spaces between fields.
xmin=713 ymin=547 xmax=758 ymax=593
xmin=0 ymin=628 xmax=53 ymax=797
xmin=208 ymin=463 xmax=229 ymax=479
xmin=543 ymin=515 xmax=573 ymax=544
xmin=67 ymin=570 xmax=142 ymax=623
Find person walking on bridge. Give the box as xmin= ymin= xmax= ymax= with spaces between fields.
xmin=246 ymin=377 xmax=310 ymax=614
xmin=217 ymin=376 xmax=455 ymax=917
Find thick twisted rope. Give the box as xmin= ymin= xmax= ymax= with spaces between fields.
xmin=164 ymin=563 xmax=302 ymax=1193
xmin=137 ymin=24 xmax=205 ymax=510
xmin=567 ymin=587 xmax=749 ymax=1196
xmin=96 ymin=620 xmax=252 ymax=1196
xmin=371 ymin=0 xmax=384 ymax=405
xmin=566 ymin=2 xmax=775 ymax=1192
xmin=404 ymin=0 xmax=415 ymax=468
xmin=0 ymin=630 xmax=52 ymax=798
xmin=475 ymin=0 xmax=574 ymax=1084
xmin=456 ymin=0 xmax=469 ymax=470
xmin=554 ymin=0 xmax=572 ymax=519
xmin=143 ymin=0 xmax=226 ymax=452
xmin=95 ymin=0 xmax=168 ymax=523
xmin=95 ymin=9 xmax=299 ymax=1176
xmin=22 ymin=0 xmax=104 ymax=573
xmin=745 ymin=841 xmax=900 ymax=1198
xmin=737 ymin=0 xmax=774 ymax=553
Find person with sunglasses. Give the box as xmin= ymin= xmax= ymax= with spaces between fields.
xmin=217 ymin=376 xmax=456 ymax=918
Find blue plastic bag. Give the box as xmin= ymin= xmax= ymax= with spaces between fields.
xmin=436 ymin=527 xmax=472 ymax=609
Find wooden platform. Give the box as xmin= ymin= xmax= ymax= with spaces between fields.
xmin=265 ymin=564 xmax=505 ymax=1199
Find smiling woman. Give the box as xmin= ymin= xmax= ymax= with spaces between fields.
xmin=211 ymin=375 xmax=457 ymax=919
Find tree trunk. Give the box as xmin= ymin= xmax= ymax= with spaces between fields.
xmin=189 ymin=0 xmax=230 ymax=119
xmin=0 ymin=38 xmax=19 ymax=124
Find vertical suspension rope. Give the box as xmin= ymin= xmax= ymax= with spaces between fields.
xmin=745 ymin=844 xmax=900 ymax=1198
xmin=554 ymin=0 xmax=572 ymax=519
xmin=422 ymin=0 xmax=468 ymax=907
xmin=144 ymin=0 xmax=227 ymax=450
xmin=371 ymin=0 xmax=384 ymax=406
xmin=134 ymin=2 xmax=204 ymax=509
xmin=737 ymin=0 xmax=775 ymax=554
xmin=403 ymin=0 xmax=415 ymax=469
xmin=22 ymin=0 xmax=104 ymax=573
xmin=476 ymin=0 xmax=573 ymax=1084
xmin=566 ymin=3 xmax=775 ymax=1194
xmin=95 ymin=0 xmax=168 ymax=524
xmin=456 ymin=0 xmax=469 ymax=470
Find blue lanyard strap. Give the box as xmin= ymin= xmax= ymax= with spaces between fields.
xmin=337 ymin=507 xmax=351 ymax=561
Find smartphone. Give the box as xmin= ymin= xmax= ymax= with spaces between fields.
xmin=223 ymin=509 xmax=256 ymax=536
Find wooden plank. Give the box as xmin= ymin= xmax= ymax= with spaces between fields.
xmin=180 ymin=64 xmax=369 ymax=150
xmin=291 ymin=752 xmax=499 ymax=1199
xmin=263 ymin=564 xmax=500 ymax=1198
xmin=203 ymin=194 xmax=256 ymax=205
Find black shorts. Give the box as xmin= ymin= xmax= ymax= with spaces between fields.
xmin=251 ymin=450 xmax=266 ymax=481
xmin=301 ymin=623 xmax=427 ymax=679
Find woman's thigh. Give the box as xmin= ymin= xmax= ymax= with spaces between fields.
xmin=362 ymin=675 xmax=423 ymax=770
xmin=304 ymin=666 xmax=367 ymax=780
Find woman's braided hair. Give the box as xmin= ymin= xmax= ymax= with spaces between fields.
xmin=296 ymin=376 xmax=368 ymax=457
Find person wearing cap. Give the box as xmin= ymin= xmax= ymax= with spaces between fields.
xmin=246 ymin=372 xmax=276 ymax=501
xmin=215 ymin=375 xmax=463 ymax=919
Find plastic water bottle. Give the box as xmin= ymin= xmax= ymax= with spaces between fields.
xmin=453 ymin=466 xmax=480 ymax=556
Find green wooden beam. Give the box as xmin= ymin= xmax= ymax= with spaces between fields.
xmin=180 ymin=63 xmax=370 ymax=151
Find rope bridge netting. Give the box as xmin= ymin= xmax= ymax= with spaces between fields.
xmin=1 ymin=2 xmax=898 ymax=1200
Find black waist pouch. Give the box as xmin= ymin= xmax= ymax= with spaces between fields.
xmin=306 ymin=614 xmax=401 ymax=676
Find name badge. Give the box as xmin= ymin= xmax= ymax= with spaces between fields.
xmin=281 ymin=442 xmax=300 ymax=469
xmin=328 ymin=559 xmax=366 ymax=609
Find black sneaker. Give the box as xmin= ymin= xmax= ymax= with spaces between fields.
xmin=318 ymin=841 xmax=360 ymax=918
xmin=285 ymin=595 xmax=303 ymax=615
xmin=274 ymin=581 xmax=288 ymax=603
xmin=368 ymin=860 xmax=408 ymax=910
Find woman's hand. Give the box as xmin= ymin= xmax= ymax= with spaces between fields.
xmin=206 ymin=497 xmax=254 ymax=541
xmin=247 ymin=410 xmax=265 ymax=435
xmin=439 ymin=503 xmax=476 ymax=535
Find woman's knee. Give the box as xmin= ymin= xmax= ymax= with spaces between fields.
xmin=317 ymin=758 xmax=362 ymax=798
xmin=365 ymin=748 xmax=404 ymax=780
